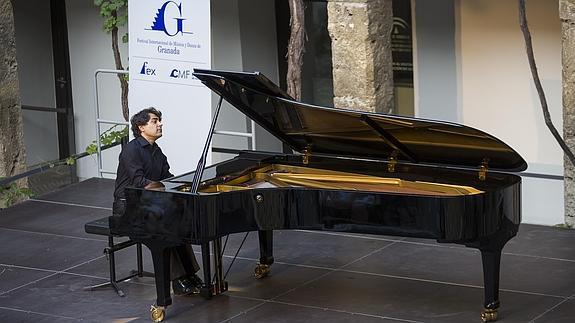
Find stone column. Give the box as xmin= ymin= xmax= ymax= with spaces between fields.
xmin=327 ymin=0 xmax=394 ymax=113
xmin=0 ymin=0 xmax=28 ymax=197
xmin=560 ymin=0 xmax=575 ymax=227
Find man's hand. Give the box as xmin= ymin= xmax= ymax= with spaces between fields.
xmin=145 ymin=181 xmax=165 ymax=191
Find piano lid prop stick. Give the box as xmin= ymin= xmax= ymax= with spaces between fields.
xmin=191 ymin=95 xmax=225 ymax=194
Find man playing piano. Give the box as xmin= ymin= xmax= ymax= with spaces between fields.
xmin=112 ymin=107 xmax=203 ymax=296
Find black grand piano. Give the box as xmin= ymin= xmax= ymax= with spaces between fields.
xmin=111 ymin=69 xmax=526 ymax=322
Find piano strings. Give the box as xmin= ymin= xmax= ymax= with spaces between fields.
xmin=179 ymin=164 xmax=483 ymax=196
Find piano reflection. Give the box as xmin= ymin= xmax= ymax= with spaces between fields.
xmin=110 ymin=69 xmax=526 ymax=322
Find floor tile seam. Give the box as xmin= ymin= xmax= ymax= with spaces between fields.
xmin=0 ymin=227 xmax=106 ymax=242
xmin=0 ymin=306 xmax=78 ymax=321
xmin=526 ymin=297 xmax=570 ymax=322
xmin=298 ymin=229 xmax=575 ymax=263
xmin=56 ymin=256 xmax=158 ymax=287
xmin=0 ymin=272 xmax=59 ymax=296
xmin=218 ymin=253 xmax=337 ymax=270
xmin=389 ymin=241 xmax=575 ymax=265
xmin=268 ymin=299 xmax=425 ymax=323
xmin=214 ymin=244 xmax=575 ymax=269
xmin=296 ymin=229 xmax=477 ymax=251
xmin=271 ymin=260 xmax=336 ymax=271
xmin=295 ymin=229 xmax=476 ymax=250
xmin=216 ymin=240 xmax=404 ymax=302
xmin=340 ymin=238 xmax=405 ymax=269
xmin=502 ymin=252 xmax=575 ymax=264
xmin=61 ymin=268 xmax=157 ymax=287
xmin=195 ymin=251 xmax=338 ymax=271
xmin=265 ymin=268 xmax=336 ymax=303
xmin=266 ymin=240 xmax=404 ymax=303
xmin=215 ymin=301 xmax=267 ymax=323
xmin=389 ymin=239 xmax=555 ymax=259
xmin=61 ymin=273 xmax=157 ymax=290
xmin=0 ymin=263 xmax=63 ymax=275
xmin=59 ymin=270 xmax=110 ymax=281
xmin=0 ymin=255 xmax=107 ymax=296
xmin=227 ymin=295 xmax=423 ymax=323
xmin=72 ymin=271 xmax=156 ymax=288
xmin=338 ymin=268 xmax=567 ymax=299
xmin=295 ymin=229 xmax=403 ymax=242
xmin=341 ymin=268 xmax=484 ymax=289
xmin=29 ymin=198 xmax=112 ymax=210
xmin=59 ymin=254 xmax=116 ymax=274
xmin=0 ymin=263 xmax=107 ymax=284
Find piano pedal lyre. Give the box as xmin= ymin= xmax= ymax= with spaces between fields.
xmin=150 ymin=304 xmax=166 ymax=322
xmin=481 ymin=308 xmax=498 ymax=322
xmin=254 ymin=262 xmax=271 ymax=279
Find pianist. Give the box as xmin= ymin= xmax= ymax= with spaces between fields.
xmin=112 ymin=107 xmax=203 ymax=296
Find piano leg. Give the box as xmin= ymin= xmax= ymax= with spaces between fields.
xmin=255 ymin=230 xmax=274 ymax=279
xmin=200 ymin=242 xmax=213 ymax=299
xmin=475 ymin=218 xmax=518 ymax=322
xmin=147 ymin=243 xmax=172 ymax=322
xmin=480 ymin=248 xmax=501 ymax=322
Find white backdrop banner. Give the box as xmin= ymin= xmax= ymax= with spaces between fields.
xmin=129 ymin=0 xmax=211 ymax=175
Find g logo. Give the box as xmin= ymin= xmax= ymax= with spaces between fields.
xmin=148 ymin=1 xmax=191 ymax=36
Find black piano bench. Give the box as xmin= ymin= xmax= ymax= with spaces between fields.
xmin=83 ymin=216 xmax=153 ymax=297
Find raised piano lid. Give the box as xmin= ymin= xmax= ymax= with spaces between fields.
xmin=193 ymin=69 xmax=527 ymax=172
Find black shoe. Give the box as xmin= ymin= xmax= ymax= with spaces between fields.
xmin=188 ymin=274 xmax=203 ymax=289
xmin=172 ymin=277 xmax=199 ymax=296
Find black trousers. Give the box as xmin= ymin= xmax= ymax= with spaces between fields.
xmin=113 ymin=198 xmax=199 ymax=280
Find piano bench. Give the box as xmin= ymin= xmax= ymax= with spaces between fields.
xmin=83 ymin=217 xmax=153 ymax=297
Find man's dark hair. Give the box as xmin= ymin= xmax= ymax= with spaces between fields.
xmin=130 ymin=107 xmax=162 ymax=137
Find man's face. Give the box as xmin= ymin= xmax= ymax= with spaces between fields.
xmin=139 ymin=113 xmax=163 ymax=141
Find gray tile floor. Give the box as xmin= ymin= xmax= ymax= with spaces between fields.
xmin=0 ymin=178 xmax=574 ymax=322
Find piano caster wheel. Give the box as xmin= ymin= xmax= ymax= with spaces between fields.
xmin=254 ymin=263 xmax=270 ymax=279
xmin=481 ymin=308 xmax=498 ymax=322
xmin=150 ymin=304 xmax=166 ymax=322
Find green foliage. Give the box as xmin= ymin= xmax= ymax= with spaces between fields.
xmin=0 ymin=180 xmax=34 ymax=208
xmin=554 ymin=223 xmax=573 ymax=230
xmin=94 ymin=0 xmax=128 ymax=42
xmin=85 ymin=125 xmax=129 ymax=156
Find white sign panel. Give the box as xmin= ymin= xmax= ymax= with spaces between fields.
xmin=129 ymin=0 xmax=211 ymax=175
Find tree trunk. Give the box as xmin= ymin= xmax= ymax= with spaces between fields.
xmin=0 ymin=0 xmax=28 ymax=198
xmin=286 ymin=0 xmax=305 ymax=100
xmin=111 ymin=10 xmax=129 ymax=122
xmin=559 ymin=0 xmax=575 ymax=227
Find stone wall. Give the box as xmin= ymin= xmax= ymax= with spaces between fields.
xmin=560 ymin=0 xmax=575 ymax=227
xmin=0 ymin=0 xmax=27 ymax=182
xmin=327 ymin=0 xmax=394 ymax=113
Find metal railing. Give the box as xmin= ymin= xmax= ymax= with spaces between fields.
xmin=21 ymin=105 xmax=66 ymax=114
xmin=94 ymin=69 xmax=129 ymax=178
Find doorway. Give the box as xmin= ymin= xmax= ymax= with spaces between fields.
xmin=12 ymin=0 xmax=76 ymax=192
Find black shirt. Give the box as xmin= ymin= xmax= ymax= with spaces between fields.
xmin=113 ymin=136 xmax=173 ymax=201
